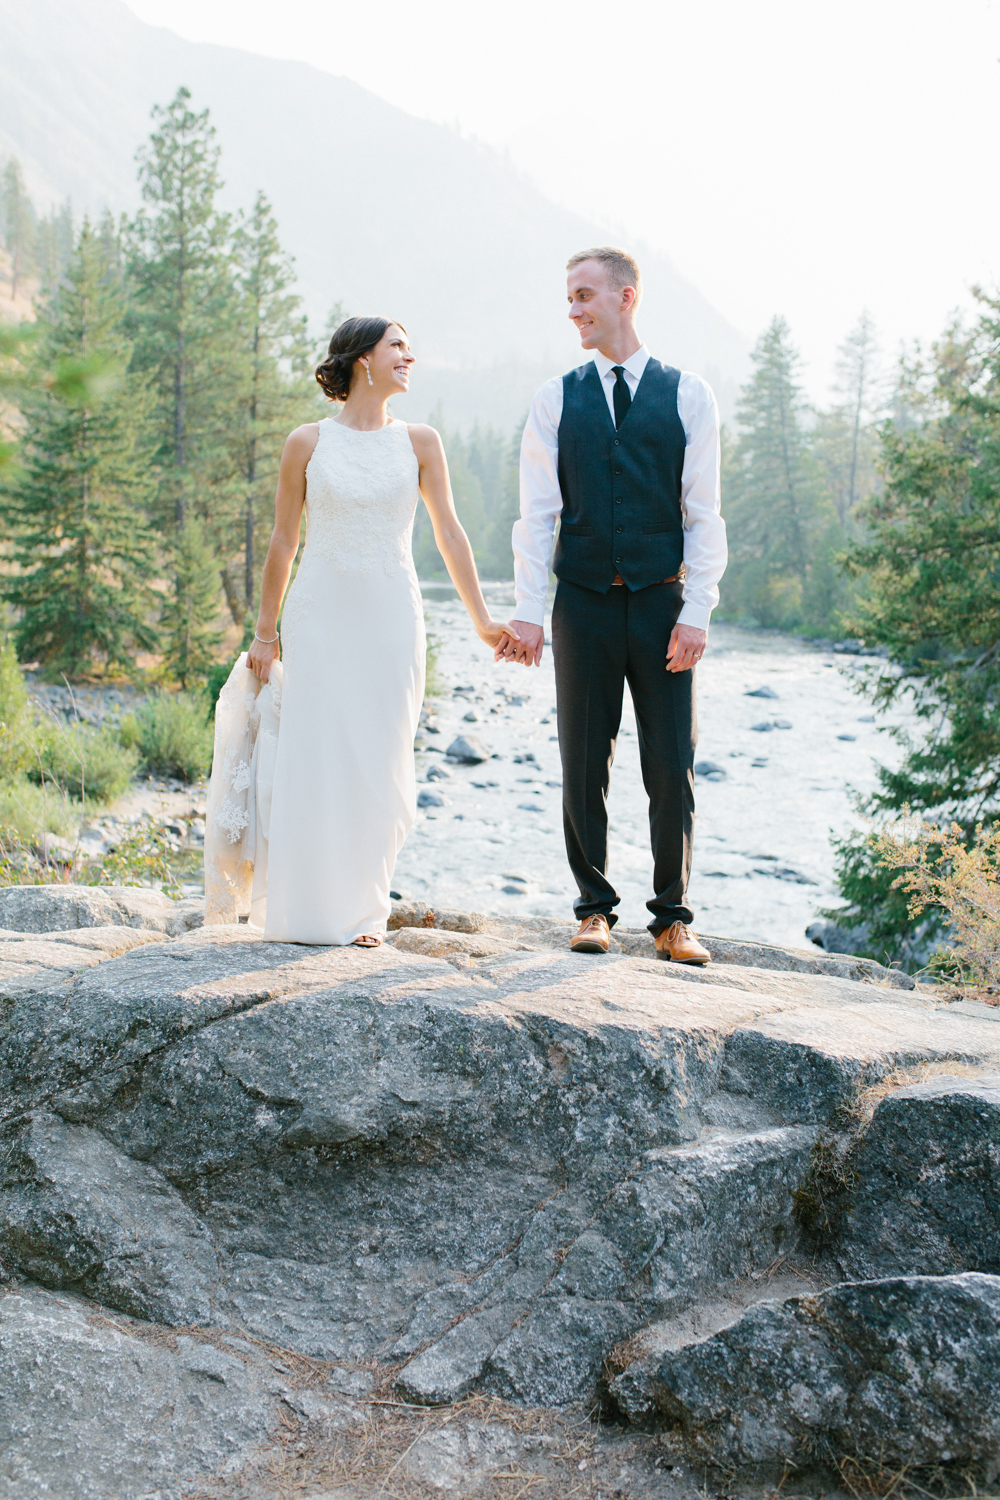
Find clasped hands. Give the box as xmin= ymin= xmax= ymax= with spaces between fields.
xmin=247 ymin=616 xmax=705 ymax=680
xmin=493 ymin=620 xmax=706 ymax=671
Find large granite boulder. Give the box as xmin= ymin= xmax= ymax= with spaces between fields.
xmin=0 ymin=885 xmax=997 ymax=1494
xmin=0 ymin=1111 xmax=221 ymax=1324
xmin=838 ymin=1073 xmax=1000 ymax=1279
xmin=640 ymin=1274 xmax=1000 ymax=1480
xmin=0 ymin=1283 xmax=352 ymax=1500
xmin=0 ymin=925 xmax=164 ymax=997
xmin=717 ymin=1002 xmax=997 ymax=1123
xmin=1 ymin=918 xmax=997 ymax=1414
xmin=0 ymin=883 xmax=203 ymax=937
xmin=394 ymin=1122 xmax=817 ymax=1407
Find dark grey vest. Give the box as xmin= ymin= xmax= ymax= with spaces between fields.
xmin=553 ymin=358 xmax=686 ymax=592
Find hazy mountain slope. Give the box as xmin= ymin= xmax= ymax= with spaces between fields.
xmin=0 ymin=0 xmax=747 ymax=423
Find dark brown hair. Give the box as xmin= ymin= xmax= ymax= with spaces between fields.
xmin=315 ymin=315 xmax=406 ymax=401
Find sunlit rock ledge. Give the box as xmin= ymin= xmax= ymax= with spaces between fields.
xmin=0 ymin=884 xmax=998 ymax=1496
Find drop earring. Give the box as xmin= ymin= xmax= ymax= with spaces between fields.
xmin=363 ymin=361 xmax=373 ymax=387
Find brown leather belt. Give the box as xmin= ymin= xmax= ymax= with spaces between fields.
xmin=612 ymin=572 xmax=681 ymax=586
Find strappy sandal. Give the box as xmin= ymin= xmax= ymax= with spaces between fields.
xmin=351 ymin=934 xmax=382 ymax=948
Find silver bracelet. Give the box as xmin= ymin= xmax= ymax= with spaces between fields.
xmin=254 ymin=632 xmax=279 ymax=644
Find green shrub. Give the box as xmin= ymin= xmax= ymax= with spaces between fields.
xmin=204 ymin=660 xmax=234 ymax=720
xmin=129 ymin=691 xmax=214 ymax=782
xmin=0 ymin=825 xmax=42 ymax=886
xmin=91 ymin=817 xmax=181 ymax=897
xmin=0 ymin=778 xmax=77 ymax=844
xmin=1 ymin=640 xmax=137 ymax=805
xmin=0 ymin=638 xmax=28 ymax=721
xmin=424 ymin=623 xmax=446 ymax=701
xmin=117 ymin=712 xmax=140 ymax=750
xmin=31 ymin=722 xmax=139 ymax=805
xmin=206 ymin=624 xmax=251 ymax=719
xmin=0 ymin=638 xmax=34 ymax=781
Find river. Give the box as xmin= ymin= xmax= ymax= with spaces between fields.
xmin=391 ymin=582 xmax=906 ymax=949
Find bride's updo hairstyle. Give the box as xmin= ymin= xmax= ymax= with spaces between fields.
xmin=315 ymin=315 xmax=407 ymax=402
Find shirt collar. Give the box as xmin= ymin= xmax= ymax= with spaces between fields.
xmin=593 ymin=343 xmax=650 ymax=382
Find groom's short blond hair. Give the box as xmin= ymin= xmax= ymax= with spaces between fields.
xmin=566 ymin=246 xmax=642 ymax=302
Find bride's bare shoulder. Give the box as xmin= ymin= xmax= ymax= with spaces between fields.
xmin=403 ymin=423 xmax=444 ymax=461
xmin=283 ymin=422 xmax=323 ymax=465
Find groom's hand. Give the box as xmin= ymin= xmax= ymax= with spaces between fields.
xmin=498 ymin=620 xmax=544 ymax=666
xmin=666 ymin=624 xmax=707 ymax=673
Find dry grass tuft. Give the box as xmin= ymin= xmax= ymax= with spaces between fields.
xmin=185 ymin=1388 xmax=614 ymax=1500
xmin=603 ymin=1329 xmax=649 ymax=1383
xmin=872 ymin=815 xmax=1000 ymax=1003
xmin=85 ymin=1308 xmax=345 ymax=1389
xmin=854 ymin=1059 xmax=997 ymax=1130
xmin=839 ymin=1453 xmax=916 ymax=1499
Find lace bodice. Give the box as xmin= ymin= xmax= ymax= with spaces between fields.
xmin=301 ymin=417 xmax=420 ymax=576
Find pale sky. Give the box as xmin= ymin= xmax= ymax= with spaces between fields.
xmin=125 ymin=0 xmax=1000 ymax=400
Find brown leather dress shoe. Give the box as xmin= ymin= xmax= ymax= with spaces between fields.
xmin=654 ymin=921 xmax=711 ymax=965
xmin=570 ymin=914 xmax=611 ymax=953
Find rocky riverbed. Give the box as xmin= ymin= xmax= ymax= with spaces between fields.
xmin=0 ymin=883 xmax=998 ymax=1498
xmin=396 ymin=585 xmax=909 ymax=950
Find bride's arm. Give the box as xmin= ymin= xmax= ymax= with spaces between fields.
xmin=408 ymin=424 xmax=520 ymax=656
xmin=247 ymin=424 xmax=318 ymax=682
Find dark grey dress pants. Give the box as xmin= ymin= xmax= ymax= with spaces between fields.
xmin=551 ymin=577 xmax=696 ymax=934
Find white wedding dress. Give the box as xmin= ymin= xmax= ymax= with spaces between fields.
xmin=204 ymin=416 xmax=425 ymax=943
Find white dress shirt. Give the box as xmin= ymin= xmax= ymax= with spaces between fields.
xmin=512 ymin=344 xmax=727 ymax=632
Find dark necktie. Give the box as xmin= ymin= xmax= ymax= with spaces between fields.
xmin=612 ymin=365 xmax=632 ymax=428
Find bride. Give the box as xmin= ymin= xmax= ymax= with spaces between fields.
xmin=205 ymin=315 xmax=517 ymax=946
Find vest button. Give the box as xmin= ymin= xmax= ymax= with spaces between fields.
xmin=614 ymin=467 xmax=623 ymax=475
xmin=614 ymin=497 xmax=622 ymax=504
xmin=616 ymin=526 xmax=623 ymax=533
xmin=613 ymin=438 xmax=620 ymax=446
xmin=615 ymin=556 xmax=622 ymax=564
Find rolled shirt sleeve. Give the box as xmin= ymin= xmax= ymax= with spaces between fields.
xmin=676 ymin=372 xmax=727 ymax=632
xmin=512 ymin=376 xmax=564 ymax=627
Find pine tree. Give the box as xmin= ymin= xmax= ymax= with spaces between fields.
xmin=0 ymin=322 xmax=35 ymax=476
xmin=828 ymin=297 xmax=1000 ymax=965
xmin=722 ymin=316 xmax=833 ymax=630
xmin=411 ymin=495 xmax=445 ymax=578
xmin=844 ymin=307 xmax=1000 ymax=819
xmin=230 ymin=191 xmax=314 ymax=618
xmin=410 ymin=415 xmax=522 ymax=581
xmin=3 ymin=220 xmax=158 ymax=678
xmin=410 ymin=407 xmax=459 ymax=578
xmin=445 ymin=426 xmax=489 ymax=554
xmin=814 ymin=311 xmax=883 ymax=530
xmin=160 ymin=517 xmax=224 ymax=688
xmin=126 ymin=88 xmax=243 ymax=677
xmin=35 ymin=199 xmax=75 ymax=294
xmin=836 ymin=310 xmax=882 ymax=520
xmin=1 ymin=158 xmax=36 ymax=302
xmin=478 ymin=422 xmax=521 ymax=579
xmin=319 ymin=301 xmax=345 ymax=351
xmin=126 ymin=88 xmax=240 ymax=533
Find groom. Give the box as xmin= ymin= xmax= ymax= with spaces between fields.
xmin=502 ymin=247 xmax=726 ymax=961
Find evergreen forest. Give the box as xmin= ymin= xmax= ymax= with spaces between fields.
xmin=0 ymin=85 xmax=895 ymax=690
xmin=0 ymin=89 xmax=521 ymax=693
